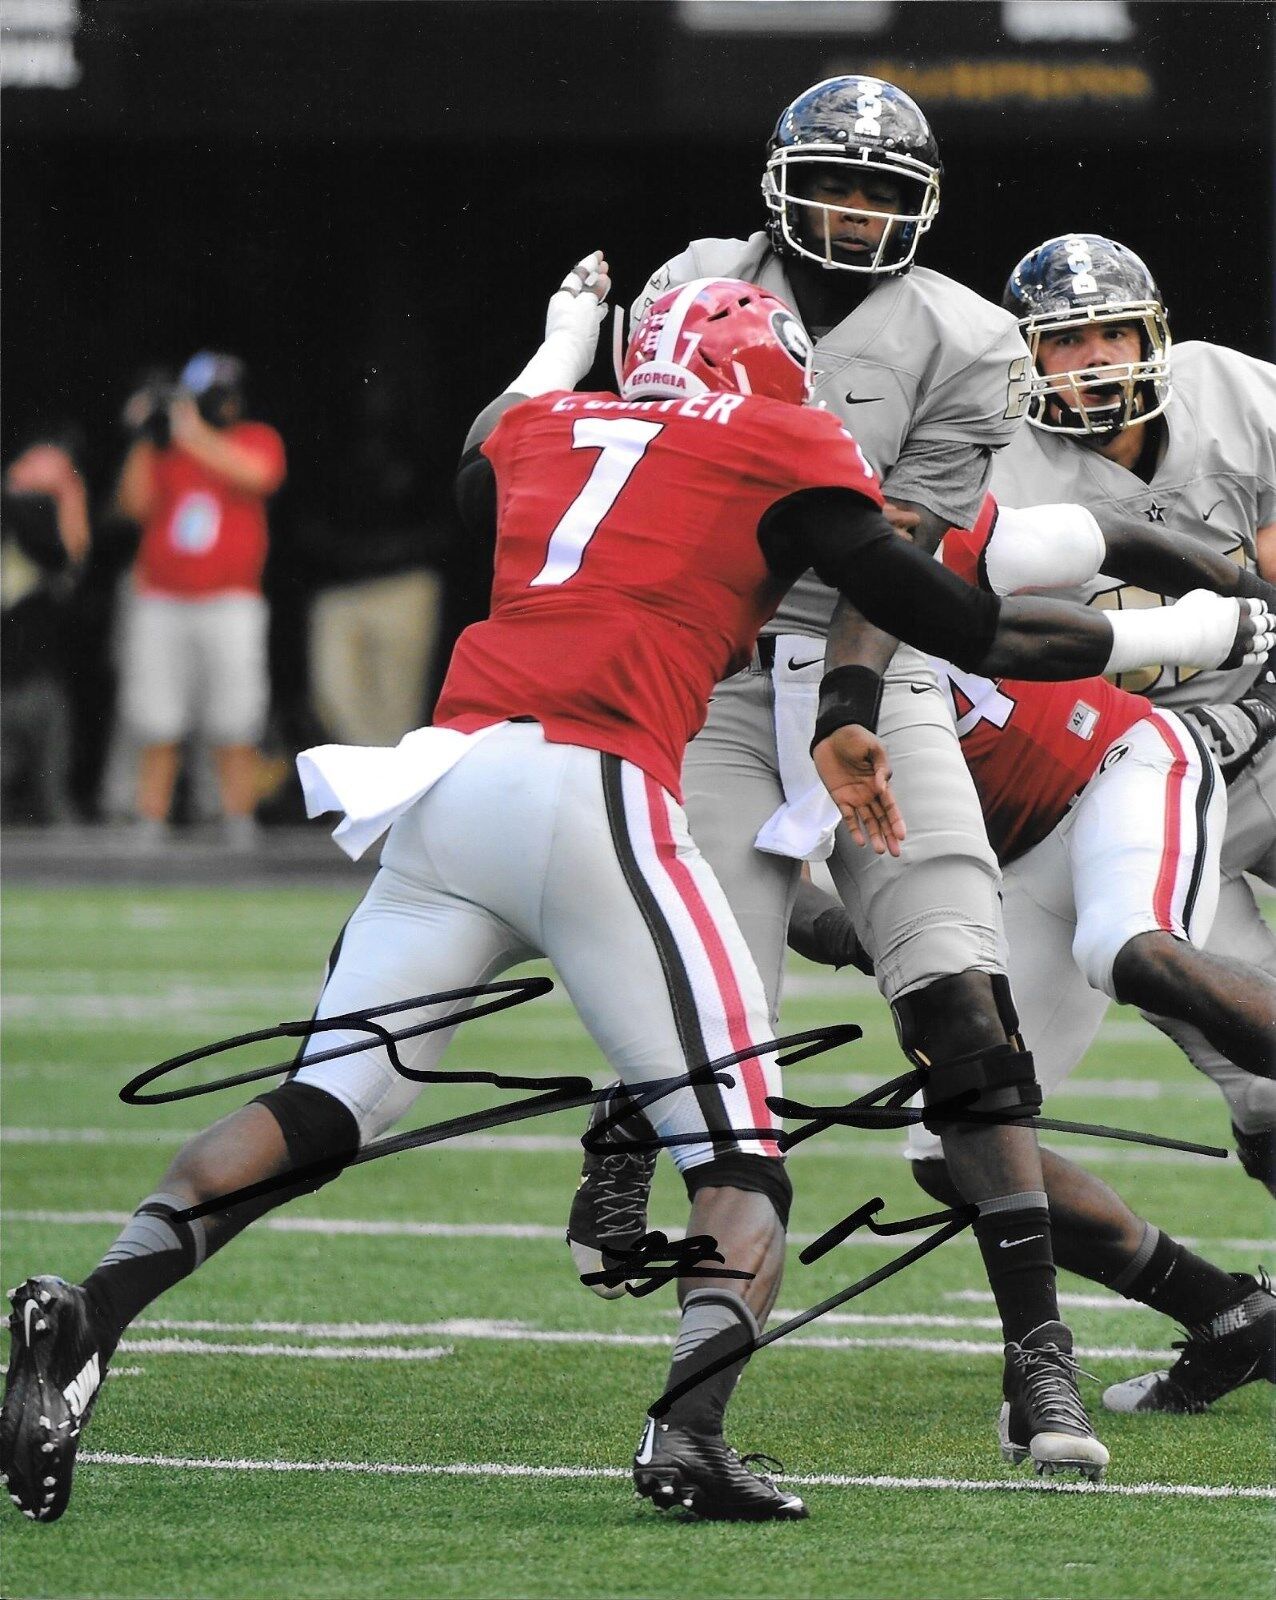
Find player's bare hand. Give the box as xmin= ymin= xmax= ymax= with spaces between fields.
xmin=812 ymin=724 xmax=906 ymax=857
xmin=883 ymin=501 xmax=921 ymax=538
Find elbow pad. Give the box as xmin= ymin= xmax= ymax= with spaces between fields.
xmin=982 ymin=503 xmax=1106 ymax=596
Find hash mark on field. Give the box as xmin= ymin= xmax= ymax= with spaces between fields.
xmin=76 ymin=1451 xmax=1276 ymax=1500
xmin=13 ymin=1209 xmax=1274 ymax=1254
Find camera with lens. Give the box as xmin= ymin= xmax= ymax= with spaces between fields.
xmin=136 ymin=381 xmax=178 ymax=448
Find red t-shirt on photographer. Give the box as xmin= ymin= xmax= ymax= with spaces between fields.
xmin=135 ymin=422 xmax=286 ymax=598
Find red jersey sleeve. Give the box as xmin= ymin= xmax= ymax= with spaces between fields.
xmin=940 ymin=493 xmax=998 ymax=586
xmin=231 ymin=422 xmax=287 ymax=494
xmin=764 ymin=404 xmax=885 ymax=509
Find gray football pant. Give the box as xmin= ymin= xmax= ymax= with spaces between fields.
xmin=683 ymin=647 xmax=1005 ymax=1027
xmin=291 ymin=722 xmax=784 ymax=1168
xmin=1140 ymin=742 xmax=1276 ymax=1134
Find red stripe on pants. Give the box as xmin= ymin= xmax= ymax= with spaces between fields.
xmin=1146 ymin=713 xmax=1190 ymax=932
xmin=641 ymin=774 xmax=780 ymax=1158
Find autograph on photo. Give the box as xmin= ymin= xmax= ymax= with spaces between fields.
xmin=118 ymin=977 xmax=1229 ymax=1415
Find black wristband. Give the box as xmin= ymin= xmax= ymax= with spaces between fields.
xmin=1234 ymin=566 xmax=1276 ymax=608
xmin=810 ymin=665 xmax=885 ymax=752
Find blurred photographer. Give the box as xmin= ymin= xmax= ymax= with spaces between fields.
xmin=113 ymin=352 xmax=286 ymax=846
xmin=1 ymin=426 xmax=91 ymax=824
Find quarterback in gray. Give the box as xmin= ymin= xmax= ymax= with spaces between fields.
xmin=993 ymin=232 xmax=1276 ymax=1181
xmin=635 ymin=83 xmax=1030 ymax=1017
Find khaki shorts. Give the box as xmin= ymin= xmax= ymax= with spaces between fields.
xmin=120 ymin=590 xmax=268 ymax=745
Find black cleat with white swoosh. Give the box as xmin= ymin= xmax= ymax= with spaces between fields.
xmin=633 ymin=1415 xmax=808 ymax=1521
xmin=0 ymin=1276 xmax=107 ymax=1522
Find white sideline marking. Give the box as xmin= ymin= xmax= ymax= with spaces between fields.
xmin=11 ymin=1209 xmax=1273 ymax=1254
xmin=75 ymin=1450 xmax=1276 ymax=1501
xmin=125 ymin=1315 xmax=1179 ymax=1362
xmin=119 ymin=1337 xmax=453 ymax=1362
xmin=2 ymin=1125 xmax=1222 ymax=1168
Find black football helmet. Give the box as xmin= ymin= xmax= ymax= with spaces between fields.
xmin=1003 ymin=235 xmax=1172 ymax=437
xmin=762 ymin=76 xmax=942 ymax=275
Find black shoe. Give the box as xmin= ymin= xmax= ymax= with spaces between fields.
xmin=0 ymin=1277 xmax=107 ymax=1522
xmin=1103 ymin=1270 xmax=1276 ymax=1414
xmin=633 ymin=1416 xmax=808 ymax=1521
xmin=999 ymin=1320 xmax=1109 ymax=1481
xmin=567 ymin=1083 xmax=658 ymax=1299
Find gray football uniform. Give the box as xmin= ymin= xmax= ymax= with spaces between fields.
xmin=637 ymin=235 xmax=1031 ymax=1010
xmin=990 ymin=340 xmax=1276 ymax=1134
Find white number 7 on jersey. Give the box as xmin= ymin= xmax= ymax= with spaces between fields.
xmin=529 ymin=417 xmax=664 ymax=587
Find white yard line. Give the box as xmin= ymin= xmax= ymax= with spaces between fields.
xmin=75 ymin=1450 xmax=1276 ymax=1501
xmin=11 ymin=1208 xmax=1272 ymax=1254
xmin=0 ymin=1125 xmax=1233 ymax=1167
xmin=120 ymin=1316 xmax=1178 ymax=1362
xmin=945 ymin=1290 xmax=1147 ymax=1312
xmin=120 ymin=1337 xmax=452 ymax=1361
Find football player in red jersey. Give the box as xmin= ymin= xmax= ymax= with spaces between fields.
xmin=4 ymin=258 xmax=1267 ymax=1525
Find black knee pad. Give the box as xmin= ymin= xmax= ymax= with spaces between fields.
xmin=253 ymin=1081 xmax=361 ymax=1195
xmin=683 ymin=1153 xmax=793 ymax=1229
xmin=920 ymin=1044 xmax=1042 ymax=1135
xmin=988 ymin=973 xmax=1024 ymax=1050
xmin=891 ymin=972 xmax=1025 ymax=1063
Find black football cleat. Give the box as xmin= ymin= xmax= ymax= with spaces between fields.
xmin=1103 ymin=1271 xmax=1276 ymax=1415
xmin=632 ymin=1415 xmax=808 ymax=1521
xmin=998 ymin=1320 xmax=1109 ymax=1481
xmin=1 ymin=1277 xmax=107 ymax=1522
xmin=567 ymin=1083 xmax=659 ymax=1299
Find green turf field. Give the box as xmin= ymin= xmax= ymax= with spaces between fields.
xmin=2 ymin=885 xmax=1273 ymax=1600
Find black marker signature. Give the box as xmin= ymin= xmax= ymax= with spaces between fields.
xmin=118 ymin=981 xmax=1228 ymax=1404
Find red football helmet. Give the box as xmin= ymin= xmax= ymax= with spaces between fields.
xmin=620 ymin=278 xmax=814 ymax=405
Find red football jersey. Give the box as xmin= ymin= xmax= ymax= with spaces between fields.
xmin=938 ymin=497 xmax=1147 ymax=864
xmin=434 ymin=389 xmax=881 ymax=797
xmin=135 ymin=422 xmax=286 ymax=598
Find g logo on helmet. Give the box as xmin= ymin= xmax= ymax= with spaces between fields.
xmin=771 ymin=311 xmax=812 ymax=373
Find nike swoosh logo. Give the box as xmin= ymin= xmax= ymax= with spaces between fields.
xmin=635 ymin=1415 xmax=657 ymax=1465
xmin=787 ymin=655 xmax=823 ymax=672
xmin=999 ymin=1234 xmax=1045 ymax=1249
xmin=908 ymin=683 xmax=931 ymax=694
xmin=1202 ymin=500 xmax=1224 ymax=521
xmin=844 ymin=394 xmax=884 ymax=405
xmin=23 ymin=1298 xmax=39 ymax=1343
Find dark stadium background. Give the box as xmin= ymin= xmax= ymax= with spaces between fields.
xmin=4 ymin=0 xmax=1273 ymax=813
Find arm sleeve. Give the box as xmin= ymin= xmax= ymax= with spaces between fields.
xmin=454 ymin=447 xmax=497 ymax=542
xmin=759 ymin=488 xmax=1001 ymax=669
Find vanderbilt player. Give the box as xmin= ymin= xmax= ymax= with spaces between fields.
xmin=991 ymin=234 xmax=1276 ymax=1207
xmin=570 ymin=75 xmax=1123 ymax=1467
